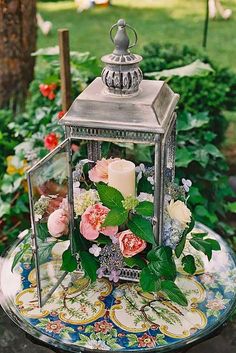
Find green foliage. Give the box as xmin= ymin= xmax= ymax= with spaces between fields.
xmin=175 ymin=217 xmax=195 ymax=258
xmin=135 ymin=201 xmax=154 ymax=217
xmin=128 ymin=214 xmax=155 ymax=245
xmin=140 ymin=245 xmax=187 ymax=306
xmin=161 ymin=280 xmax=188 ymax=307
xmin=190 ymin=233 xmax=221 ymax=261
xmin=103 ymin=208 xmax=128 ymax=227
xmin=182 ymin=255 xmax=196 ymax=275
xmin=61 ymin=247 xmax=78 ymax=272
xmin=124 ymin=256 xmax=146 ymax=269
xmin=79 ymin=251 xmax=99 ymax=282
xmin=0 ymin=110 xmax=20 ymax=178
xmin=0 ymin=49 xmax=99 ymax=253
xmin=96 ymin=183 xmax=124 ymax=209
xmin=141 ymin=43 xmax=236 ymax=238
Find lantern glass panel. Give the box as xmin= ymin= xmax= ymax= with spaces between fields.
xmin=27 ymin=139 xmax=72 ymax=306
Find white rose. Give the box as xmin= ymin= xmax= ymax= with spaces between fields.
xmin=167 ymin=200 xmax=191 ymax=227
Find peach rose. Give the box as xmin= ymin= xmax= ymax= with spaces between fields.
xmin=118 ymin=229 xmax=146 ymax=257
xmin=167 ymin=200 xmax=191 ymax=227
xmin=47 ymin=208 xmax=69 ymax=238
xmin=80 ymin=203 xmax=118 ymax=240
xmin=88 ymin=158 xmax=119 ymax=183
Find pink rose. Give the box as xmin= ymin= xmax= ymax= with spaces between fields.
xmin=118 ymin=229 xmax=146 ymax=257
xmin=47 ymin=208 xmax=69 ymax=238
xmin=88 ymin=158 xmax=119 ymax=183
xmin=80 ymin=203 xmax=118 ymax=240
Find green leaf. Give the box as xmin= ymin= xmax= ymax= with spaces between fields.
xmin=161 ymin=280 xmax=188 ymax=306
xmin=0 ymin=198 xmax=10 ymax=217
xmin=189 ymin=238 xmax=212 ymax=261
xmin=124 ymin=256 xmax=146 ymax=269
xmin=103 ymin=207 xmax=128 ymax=226
xmin=148 ymin=246 xmax=176 ymax=281
xmin=135 ymin=201 xmax=154 ymax=217
xmin=140 ymin=266 xmax=161 ymax=292
xmin=205 ymin=144 xmax=223 ymax=159
xmin=175 ymin=148 xmax=194 ymax=168
xmin=227 ymin=202 xmax=236 ymax=213
xmin=37 ymin=223 xmax=49 ymax=241
xmin=146 ymin=59 xmax=214 ymax=80
xmin=175 ymin=234 xmax=187 ymax=258
xmin=191 ymin=232 xmax=208 ymax=239
xmin=188 ymin=187 xmax=205 ymax=205
xmin=101 ymin=142 xmax=111 ymax=158
xmin=182 ymin=255 xmax=196 ymax=275
xmin=96 ymin=183 xmax=124 ymax=209
xmin=37 ymin=241 xmax=55 ymax=265
xmin=96 ymin=234 xmax=112 ymax=245
xmin=193 ymin=149 xmax=209 ymax=168
xmin=204 ymin=238 xmax=221 ymax=251
xmin=128 ymin=215 xmax=155 ymax=244
xmin=177 ymin=112 xmax=209 ymax=132
xmin=11 ymin=244 xmax=31 ymax=272
xmin=134 ymin=144 xmax=153 ymax=163
xmin=175 ymin=217 xmax=195 ymax=258
xmin=194 ymin=205 xmax=218 ymax=224
xmin=79 ymin=251 xmax=99 ymax=282
xmin=137 ymin=175 xmax=153 ymax=194
xmin=61 ymin=248 xmax=78 ymax=272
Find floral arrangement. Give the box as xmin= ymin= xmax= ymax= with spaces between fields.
xmin=30 ymin=156 xmax=221 ymax=306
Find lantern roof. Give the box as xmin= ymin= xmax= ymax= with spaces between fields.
xmin=59 ymin=77 xmax=179 ymax=134
xmin=60 ymin=19 xmax=179 ymax=135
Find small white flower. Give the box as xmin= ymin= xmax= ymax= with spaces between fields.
xmin=18 ymin=229 xmax=30 ymax=239
xmin=182 ymin=178 xmax=192 ymax=192
xmin=89 ymin=244 xmax=102 ymax=257
xmin=34 ymin=214 xmax=42 ymax=222
xmin=74 ymin=189 xmax=99 ymax=216
xmin=110 ymin=235 xmax=119 ymax=244
xmin=86 ymin=339 xmax=110 ymax=350
xmin=147 ymin=176 xmax=154 ymax=185
xmin=165 ymin=194 xmax=172 ymax=202
xmin=73 ymin=181 xmax=81 ymax=193
xmin=136 ymin=163 xmax=146 ymax=173
xmin=137 ymin=192 xmax=154 ymax=203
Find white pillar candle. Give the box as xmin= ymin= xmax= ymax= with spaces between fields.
xmin=108 ymin=159 xmax=136 ymax=197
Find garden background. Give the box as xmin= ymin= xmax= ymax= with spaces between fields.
xmin=1 ymin=0 xmax=235 ymax=254
xmin=0 ymin=0 xmax=236 ymax=352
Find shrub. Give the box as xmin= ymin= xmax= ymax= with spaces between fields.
xmin=141 ymin=43 xmax=236 ymax=240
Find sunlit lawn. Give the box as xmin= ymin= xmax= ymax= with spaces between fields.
xmin=37 ymin=0 xmax=236 ymax=70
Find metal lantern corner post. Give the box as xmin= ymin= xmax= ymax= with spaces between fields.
xmin=27 ymin=19 xmax=179 ymax=306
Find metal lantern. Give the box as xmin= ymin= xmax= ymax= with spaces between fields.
xmin=27 ymin=19 xmax=179 ymax=306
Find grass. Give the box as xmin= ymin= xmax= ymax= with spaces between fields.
xmin=37 ymin=0 xmax=236 ymax=70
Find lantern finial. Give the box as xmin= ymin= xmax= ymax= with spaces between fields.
xmin=101 ymin=19 xmax=143 ymax=96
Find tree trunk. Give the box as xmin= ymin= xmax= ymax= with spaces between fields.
xmin=0 ymin=0 xmax=37 ymax=110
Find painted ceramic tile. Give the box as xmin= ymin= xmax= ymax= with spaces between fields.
xmin=1 ymin=224 xmax=235 ymax=352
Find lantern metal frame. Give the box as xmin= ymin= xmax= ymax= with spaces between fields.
xmin=26 ymin=19 xmax=179 ymax=307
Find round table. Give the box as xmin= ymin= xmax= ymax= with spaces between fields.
xmin=0 ymin=223 xmax=236 ymax=353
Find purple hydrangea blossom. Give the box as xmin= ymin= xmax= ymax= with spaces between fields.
xmin=182 ymin=178 xmax=192 ymax=192
xmin=109 ymin=269 xmax=121 ymax=283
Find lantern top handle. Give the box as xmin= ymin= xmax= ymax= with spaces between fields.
xmin=101 ymin=19 xmax=143 ymax=96
xmin=109 ymin=19 xmax=138 ymax=55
